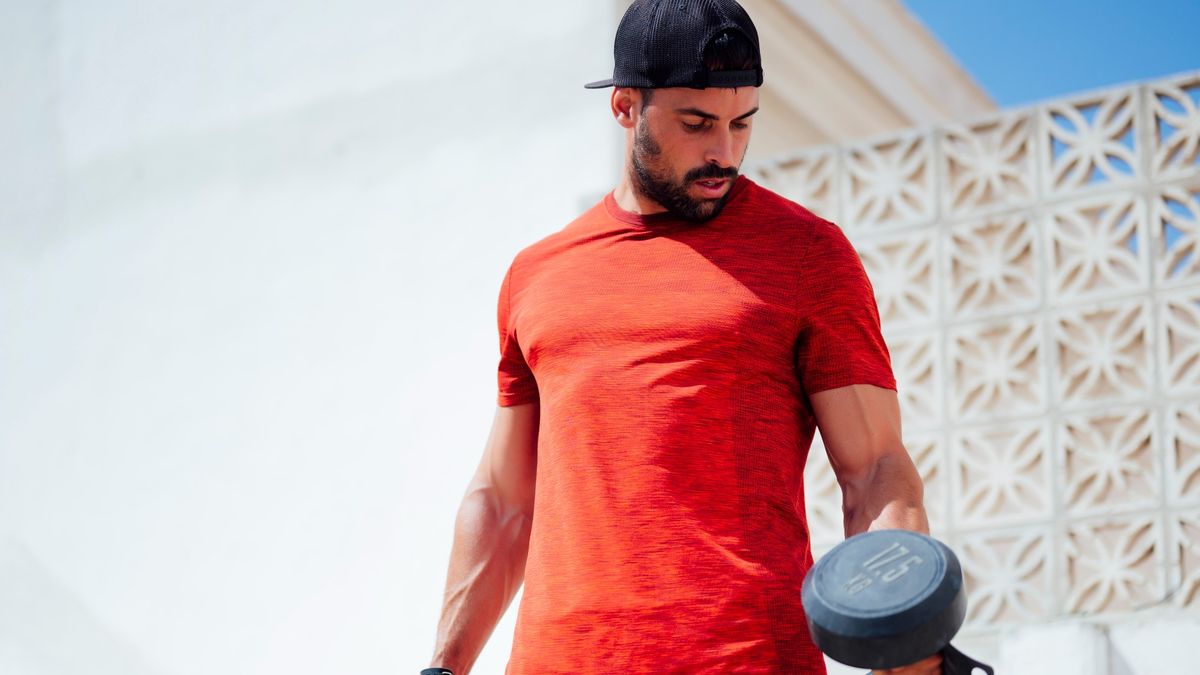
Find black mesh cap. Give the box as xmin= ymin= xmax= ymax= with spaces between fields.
xmin=584 ymin=0 xmax=763 ymax=90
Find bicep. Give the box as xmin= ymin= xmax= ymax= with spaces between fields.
xmin=471 ymin=403 xmax=539 ymax=512
xmin=809 ymin=383 xmax=904 ymax=481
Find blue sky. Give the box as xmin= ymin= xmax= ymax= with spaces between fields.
xmin=903 ymin=0 xmax=1200 ymax=108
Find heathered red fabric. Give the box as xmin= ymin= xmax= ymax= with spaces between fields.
xmin=495 ymin=176 xmax=895 ymax=673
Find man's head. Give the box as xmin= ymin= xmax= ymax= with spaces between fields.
xmin=587 ymin=0 xmax=763 ymax=223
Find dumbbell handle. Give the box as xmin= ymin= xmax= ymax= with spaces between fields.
xmin=861 ymin=644 xmax=993 ymax=675
xmin=941 ymin=643 xmax=993 ymax=675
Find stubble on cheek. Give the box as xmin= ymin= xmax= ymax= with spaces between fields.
xmin=630 ymin=119 xmax=737 ymax=223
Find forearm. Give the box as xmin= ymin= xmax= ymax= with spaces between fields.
xmin=853 ymin=455 xmax=939 ymax=675
xmin=430 ymin=485 xmax=533 ymax=674
xmin=840 ymin=449 xmax=928 ymax=537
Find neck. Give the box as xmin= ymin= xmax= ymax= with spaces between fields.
xmin=612 ymin=163 xmax=668 ymax=215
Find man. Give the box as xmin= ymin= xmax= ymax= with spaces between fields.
xmin=426 ymin=1 xmax=940 ymax=673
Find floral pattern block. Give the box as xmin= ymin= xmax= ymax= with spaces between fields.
xmin=908 ymin=434 xmax=946 ymax=533
xmin=1058 ymin=408 xmax=1159 ymax=517
xmin=946 ymin=213 xmax=1040 ymax=320
xmin=1046 ymin=193 xmax=1148 ymax=305
xmin=1159 ymin=289 xmax=1200 ymax=394
xmin=1169 ymin=512 xmax=1200 ymax=608
xmin=1063 ymin=516 xmax=1164 ymax=615
xmin=942 ymin=112 xmax=1037 ymax=217
xmin=1165 ymin=402 xmax=1200 ymax=506
xmin=1151 ymin=182 xmax=1200 ymax=286
xmin=1149 ymin=73 xmax=1200 ymax=179
xmin=1051 ymin=300 xmax=1152 ymax=408
xmin=1042 ymin=88 xmax=1139 ymax=196
xmin=858 ymin=232 xmax=939 ymax=331
xmin=959 ymin=529 xmax=1053 ymax=626
xmin=749 ymin=149 xmax=839 ymax=221
xmin=952 ymin=422 xmax=1050 ymax=527
xmin=886 ymin=332 xmax=941 ymax=430
xmin=950 ymin=319 xmax=1044 ymax=420
xmin=843 ymin=131 xmax=936 ymax=230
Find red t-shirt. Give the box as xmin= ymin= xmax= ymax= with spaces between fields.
xmin=496 ymin=176 xmax=895 ymax=673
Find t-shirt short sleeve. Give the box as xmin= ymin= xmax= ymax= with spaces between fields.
xmin=795 ymin=220 xmax=897 ymax=396
xmin=496 ymin=261 xmax=540 ymax=407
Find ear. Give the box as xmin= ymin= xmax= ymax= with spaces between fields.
xmin=611 ymin=87 xmax=637 ymax=130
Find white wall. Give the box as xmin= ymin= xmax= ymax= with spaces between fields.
xmin=0 ymin=2 xmax=618 ymax=673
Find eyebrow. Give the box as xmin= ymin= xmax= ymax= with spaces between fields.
xmin=675 ymin=106 xmax=760 ymax=121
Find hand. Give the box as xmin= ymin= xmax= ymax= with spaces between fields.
xmin=872 ymin=653 xmax=943 ymax=675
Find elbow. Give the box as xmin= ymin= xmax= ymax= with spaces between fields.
xmin=458 ymin=481 xmax=534 ymax=538
xmin=839 ymin=446 xmax=927 ymax=535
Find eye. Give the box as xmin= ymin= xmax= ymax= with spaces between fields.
xmin=682 ymin=120 xmax=708 ymax=132
xmin=732 ymin=121 xmax=750 ymax=130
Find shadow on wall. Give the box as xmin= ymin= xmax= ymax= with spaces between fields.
xmin=0 ymin=538 xmax=165 ymax=675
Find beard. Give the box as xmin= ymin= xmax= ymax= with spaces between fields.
xmin=630 ymin=119 xmax=740 ymax=223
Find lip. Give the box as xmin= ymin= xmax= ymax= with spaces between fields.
xmin=693 ymin=178 xmax=729 ymax=198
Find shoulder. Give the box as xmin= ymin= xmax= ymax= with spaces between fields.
xmin=525 ymin=199 xmax=608 ymax=255
xmin=738 ymin=178 xmax=854 ymax=254
xmin=504 ymin=199 xmax=608 ymax=285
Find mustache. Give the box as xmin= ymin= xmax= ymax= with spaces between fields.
xmin=684 ymin=164 xmax=739 ymax=182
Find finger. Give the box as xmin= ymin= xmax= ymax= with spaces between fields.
xmin=874 ymin=652 xmax=943 ymax=675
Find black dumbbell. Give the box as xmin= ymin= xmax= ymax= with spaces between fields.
xmin=801 ymin=530 xmax=994 ymax=675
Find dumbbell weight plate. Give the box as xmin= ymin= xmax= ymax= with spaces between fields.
xmin=801 ymin=530 xmax=992 ymax=674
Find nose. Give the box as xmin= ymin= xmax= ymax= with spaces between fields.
xmin=704 ymin=127 xmax=736 ymax=168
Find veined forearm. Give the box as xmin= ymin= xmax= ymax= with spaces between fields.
xmin=840 ymin=450 xmax=928 ymax=537
xmin=431 ymin=487 xmax=533 ymax=674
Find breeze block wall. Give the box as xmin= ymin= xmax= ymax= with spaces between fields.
xmin=748 ymin=70 xmax=1200 ymax=646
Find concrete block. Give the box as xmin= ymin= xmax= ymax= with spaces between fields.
xmin=998 ymin=621 xmax=1109 ymax=675
xmin=1108 ymin=612 xmax=1200 ymax=675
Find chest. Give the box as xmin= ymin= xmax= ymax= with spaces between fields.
xmin=511 ymin=238 xmax=798 ymax=372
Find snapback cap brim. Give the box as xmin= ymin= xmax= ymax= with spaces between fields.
xmin=583 ymin=78 xmax=615 ymax=89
